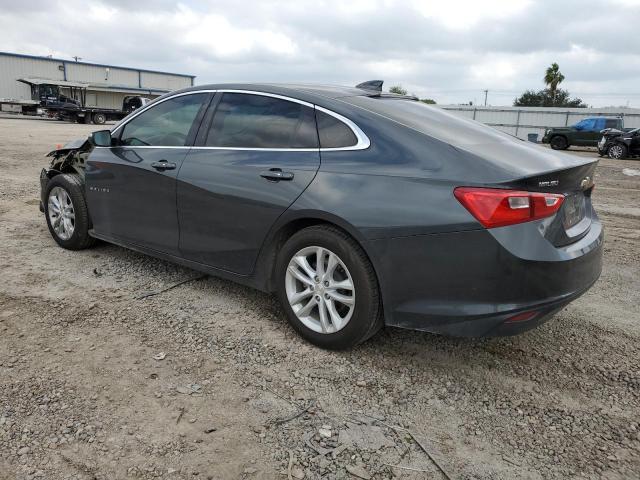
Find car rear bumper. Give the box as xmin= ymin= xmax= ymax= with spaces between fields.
xmin=370 ymin=216 xmax=603 ymax=337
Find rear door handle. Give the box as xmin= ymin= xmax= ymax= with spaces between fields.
xmin=151 ymin=160 xmax=176 ymax=171
xmin=260 ymin=168 xmax=294 ymax=181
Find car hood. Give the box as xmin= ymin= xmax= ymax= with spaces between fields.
xmin=601 ymin=128 xmax=624 ymax=138
xmin=547 ymin=127 xmax=573 ymax=133
xmin=46 ymin=136 xmax=92 ymax=157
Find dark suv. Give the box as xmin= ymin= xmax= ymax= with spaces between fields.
xmin=542 ymin=117 xmax=623 ymax=150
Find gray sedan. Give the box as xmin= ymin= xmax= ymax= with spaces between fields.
xmin=40 ymin=82 xmax=603 ymax=349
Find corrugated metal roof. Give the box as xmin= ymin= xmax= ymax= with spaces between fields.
xmin=1 ymin=51 xmax=195 ymax=79
xmin=17 ymin=77 xmax=169 ymax=95
xmin=18 ymin=77 xmax=90 ymax=88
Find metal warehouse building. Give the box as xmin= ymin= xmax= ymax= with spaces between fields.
xmin=0 ymin=51 xmax=195 ymax=111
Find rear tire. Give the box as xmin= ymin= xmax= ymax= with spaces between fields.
xmin=550 ymin=136 xmax=568 ymax=150
xmin=275 ymin=225 xmax=383 ymax=350
xmin=608 ymin=143 xmax=628 ymax=159
xmin=44 ymin=174 xmax=95 ymax=250
xmin=92 ymin=113 xmax=106 ymax=125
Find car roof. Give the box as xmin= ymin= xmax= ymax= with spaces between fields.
xmin=185 ymin=83 xmax=371 ymax=98
xmin=172 ymin=82 xmax=409 ymax=105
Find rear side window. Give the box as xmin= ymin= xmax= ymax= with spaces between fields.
xmin=120 ymin=93 xmax=207 ymax=146
xmin=206 ymin=93 xmax=318 ymax=148
xmin=605 ymin=119 xmax=618 ymax=129
xmin=315 ymin=110 xmax=358 ymax=149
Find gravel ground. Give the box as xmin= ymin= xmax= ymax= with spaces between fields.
xmin=0 ymin=115 xmax=639 ymax=480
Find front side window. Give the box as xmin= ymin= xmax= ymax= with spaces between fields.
xmin=206 ymin=93 xmax=318 ymax=148
xmin=120 ymin=93 xmax=207 ymax=147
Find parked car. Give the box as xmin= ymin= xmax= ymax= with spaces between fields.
xmin=542 ymin=117 xmax=623 ymax=150
xmin=598 ymin=127 xmax=640 ymax=159
xmin=39 ymin=82 xmax=603 ymax=349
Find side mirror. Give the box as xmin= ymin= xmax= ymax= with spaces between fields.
xmin=91 ymin=130 xmax=112 ymax=147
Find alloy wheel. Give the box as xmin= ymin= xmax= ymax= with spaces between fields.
xmin=608 ymin=145 xmax=624 ymax=159
xmin=285 ymin=246 xmax=355 ymax=334
xmin=48 ymin=186 xmax=75 ymax=240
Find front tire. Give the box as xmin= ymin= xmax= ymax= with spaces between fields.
xmin=276 ymin=225 xmax=383 ymax=350
xmin=608 ymin=143 xmax=628 ymax=159
xmin=550 ymin=136 xmax=568 ymax=150
xmin=44 ymin=174 xmax=95 ymax=250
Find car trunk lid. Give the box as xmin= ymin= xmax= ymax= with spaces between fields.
xmin=502 ymin=161 xmax=598 ymax=247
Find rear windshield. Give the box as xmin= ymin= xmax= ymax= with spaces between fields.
xmin=343 ymin=96 xmax=516 ymax=147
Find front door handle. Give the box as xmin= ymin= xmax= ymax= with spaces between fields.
xmin=260 ymin=168 xmax=294 ymax=181
xmin=151 ymin=160 xmax=176 ymax=171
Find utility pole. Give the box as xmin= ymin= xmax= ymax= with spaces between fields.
xmin=72 ymin=56 xmax=82 ymax=62
xmin=483 ymin=89 xmax=488 ymax=106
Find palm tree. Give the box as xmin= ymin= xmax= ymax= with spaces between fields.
xmin=544 ymin=63 xmax=565 ymax=106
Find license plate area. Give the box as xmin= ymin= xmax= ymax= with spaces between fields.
xmin=563 ymin=193 xmax=586 ymax=230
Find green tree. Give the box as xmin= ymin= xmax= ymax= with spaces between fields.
xmin=514 ymin=89 xmax=544 ymax=106
xmin=389 ymin=85 xmax=408 ymax=96
xmin=420 ymin=98 xmax=436 ymax=104
xmin=514 ymin=63 xmax=586 ymax=107
xmin=544 ymin=62 xmax=565 ymax=104
xmin=514 ymin=88 xmax=586 ymax=108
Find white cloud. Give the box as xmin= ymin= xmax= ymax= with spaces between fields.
xmin=411 ymin=0 xmax=532 ymax=29
xmin=0 ymin=0 xmax=639 ymax=106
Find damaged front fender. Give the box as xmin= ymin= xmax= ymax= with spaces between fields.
xmin=40 ymin=136 xmax=95 ymax=212
xmin=45 ymin=136 xmax=95 ymax=179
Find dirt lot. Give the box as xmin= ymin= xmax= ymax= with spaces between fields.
xmin=0 ymin=115 xmax=639 ymax=480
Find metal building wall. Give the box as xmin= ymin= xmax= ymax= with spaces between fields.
xmin=65 ymin=62 xmax=139 ymax=87
xmin=83 ymin=90 xmax=129 ymax=110
xmin=141 ymin=71 xmax=193 ymax=91
xmin=0 ymin=52 xmax=194 ymax=109
xmin=440 ymin=105 xmax=640 ymax=140
xmin=0 ymin=55 xmax=64 ymax=100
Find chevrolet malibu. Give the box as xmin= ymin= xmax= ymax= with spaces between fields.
xmin=39 ymin=82 xmax=603 ymax=349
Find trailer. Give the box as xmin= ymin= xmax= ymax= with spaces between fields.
xmin=0 ymin=97 xmax=40 ymax=115
xmin=16 ymin=78 xmax=151 ymax=124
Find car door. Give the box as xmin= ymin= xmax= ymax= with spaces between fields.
xmin=587 ymin=118 xmax=606 ymax=145
xmin=573 ymin=118 xmax=594 ymax=146
xmin=86 ymin=92 xmax=211 ymax=255
xmin=177 ymin=91 xmax=321 ymax=275
xmin=631 ymin=130 xmax=640 ymax=155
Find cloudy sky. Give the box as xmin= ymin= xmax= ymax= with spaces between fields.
xmin=2 ymin=0 xmax=640 ymax=107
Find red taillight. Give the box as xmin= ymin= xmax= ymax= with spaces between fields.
xmin=454 ymin=187 xmax=564 ymax=228
xmin=505 ymin=310 xmax=538 ymax=323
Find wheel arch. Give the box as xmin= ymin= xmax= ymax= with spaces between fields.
xmin=550 ymin=134 xmax=569 ymax=147
xmin=253 ymin=211 xmax=384 ymax=300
